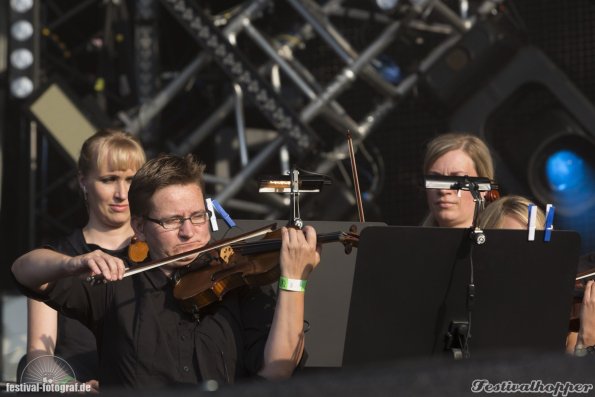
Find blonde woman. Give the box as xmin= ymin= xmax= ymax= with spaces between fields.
xmin=478 ymin=195 xmax=546 ymax=229
xmin=20 ymin=129 xmax=145 ymax=384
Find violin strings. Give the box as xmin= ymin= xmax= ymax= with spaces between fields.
xmin=230 ymin=232 xmax=346 ymax=253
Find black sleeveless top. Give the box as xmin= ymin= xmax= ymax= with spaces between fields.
xmin=46 ymin=229 xmax=127 ymax=382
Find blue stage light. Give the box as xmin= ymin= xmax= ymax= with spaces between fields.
xmin=545 ymin=150 xmax=585 ymax=192
xmin=529 ymin=134 xmax=595 ymax=216
xmin=372 ymin=55 xmax=402 ymax=84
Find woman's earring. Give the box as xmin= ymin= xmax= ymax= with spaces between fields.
xmin=82 ymin=186 xmax=88 ymax=202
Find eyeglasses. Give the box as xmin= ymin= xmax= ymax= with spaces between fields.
xmin=145 ymin=211 xmax=211 ymax=230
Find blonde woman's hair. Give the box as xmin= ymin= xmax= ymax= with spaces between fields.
xmin=478 ymin=195 xmax=546 ymax=229
xmin=78 ymin=129 xmax=146 ymax=177
xmin=423 ymin=133 xmax=495 ymax=179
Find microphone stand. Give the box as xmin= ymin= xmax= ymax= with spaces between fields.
xmin=424 ymin=175 xmax=495 ymax=359
xmin=258 ymin=168 xmax=330 ymax=229
xmin=445 ymin=177 xmax=485 ymax=359
xmin=466 ymin=178 xmax=486 ymax=246
xmin=289 ymin=168 xmax=303 ymax=229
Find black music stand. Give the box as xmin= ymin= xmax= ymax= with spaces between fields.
xmin=342 ymin=226 xmax=580 ymax=366
xmin=211 ymin=219 xmax=385 ymax=367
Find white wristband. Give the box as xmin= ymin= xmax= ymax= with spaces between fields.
xmin=279 ymin=276 xmax=306 ymax=292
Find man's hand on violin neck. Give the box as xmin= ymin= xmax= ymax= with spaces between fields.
xmin=67 ymin=250 xmax=126 ymax=281
xmin=279 ymin=226 xmax=321 ymax=280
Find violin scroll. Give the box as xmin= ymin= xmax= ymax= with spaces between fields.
xmin=342 ymin=225 xmax=359 ymax=255
xmin=485 ymin=189 xmax=500 ymax=203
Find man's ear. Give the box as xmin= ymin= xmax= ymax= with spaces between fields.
xmin=131 ymin=216 xmax=146 ymax=241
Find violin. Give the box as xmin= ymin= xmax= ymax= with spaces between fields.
xmin=88 ymin=223 xmax=359 ymax=313
xmin=170 ymin=132 xmax=365 ymax=312
xmin=170 ymin=134 xmax=363 ymax=312
xmin=172 ymin=225 xmax=359 ymax=313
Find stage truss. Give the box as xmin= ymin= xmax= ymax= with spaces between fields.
xmin=5 ymin=0 xmax=510 ymax=244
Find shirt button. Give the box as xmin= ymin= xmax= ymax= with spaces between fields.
xmin=183 ymin=366 xmax=189 ymax=372
xmin=180 ymin=335 xmax=186 ymax=341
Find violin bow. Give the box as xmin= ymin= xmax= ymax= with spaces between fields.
xmin=576 ymin=268 xmax=595 ymax=282
xmin=347 ymin=132 xmax=365 ymax=222
xmin=87 ymin=223 xmax=277 ymax=283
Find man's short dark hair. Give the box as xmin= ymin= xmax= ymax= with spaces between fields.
xmin=129 ymin=154 xmax=206 ymax=217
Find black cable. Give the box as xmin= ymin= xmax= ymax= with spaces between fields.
xmin=465 ymin=243 xmax=476 ymax=359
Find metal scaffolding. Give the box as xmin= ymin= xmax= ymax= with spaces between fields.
xmin=8 ymin=0 xmax=509 ymax=242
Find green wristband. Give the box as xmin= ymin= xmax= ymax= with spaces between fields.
xmin=279 ymin=276 xmax=307 ymax=292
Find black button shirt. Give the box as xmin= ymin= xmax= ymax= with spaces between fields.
xmin=18 ymin=265 xmax=276 ymax=389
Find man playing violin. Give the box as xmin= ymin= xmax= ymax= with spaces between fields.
xmin=12 ymin=154 xmax=321 ymax=388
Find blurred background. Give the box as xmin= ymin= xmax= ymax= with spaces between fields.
xmin=1 ymin=0 xmax=595 ymax=380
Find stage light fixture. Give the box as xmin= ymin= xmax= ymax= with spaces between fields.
xmin=10 ymin=48 xmax=33 ymax=69
xmin=481 ymin=88 xmax=595 ymax=218
xmin=8 ymin=0 xmax=38 ymax=99
xmin=10 ymin=0 xmax=33 ymax=13
xmin=10 ymin=76 xmax=34 ymax=98
xmin=450 ymin=47 xmax=595 ymax=251
xmin=11 ymin=20 xmax=34 ymax=41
